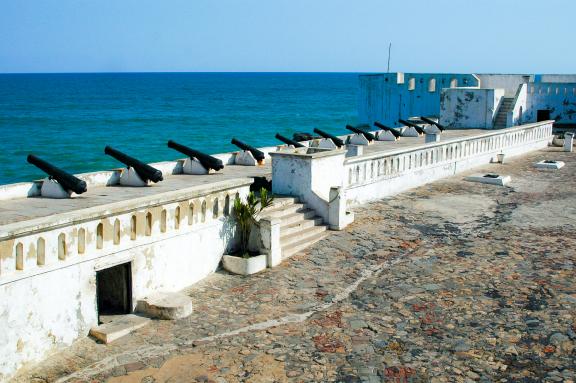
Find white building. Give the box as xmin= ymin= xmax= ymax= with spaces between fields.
xmin=359 ymin=72 xmax=576 ymax=129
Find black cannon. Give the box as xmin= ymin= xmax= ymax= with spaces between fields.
xmin=398 ymin=119 xmax=425 ymax=135
xmin=374 ymin=122 xmax=402 ymax=138
xmin=293 ymin=132 xmax=318 ymax=141
xmin=345 ymin=125 xmax=375 ymax=141
xmin=104 ymin=146 xmax=163 ymax=183
xmin=275 ymin=133 xmax=305 ymax=148
xmin=313 ymin=128 xmax=344 ymax=147
xmin=167 ymin=140 xmax=224 ymax=171
xmin=419 ymin=116 xmax=446 ymax=132
xmin=230 ymin=138 xmax=265 ymax=162
xmin=27 ymin=154 xmax=88 ymax=195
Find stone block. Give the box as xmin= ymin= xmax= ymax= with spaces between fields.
xmin=534 ymin=160 xmax=565 ymax=170
xmin=136 ymin=292 xmax=194 ymax=320
xmin=89 ymin=314 xmax=150 ymax=344
xmin=465 ymin=174 xmax=511 ymax=186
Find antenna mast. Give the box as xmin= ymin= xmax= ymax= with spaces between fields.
xmin=387 ymin=43 xmax=392 ymax=73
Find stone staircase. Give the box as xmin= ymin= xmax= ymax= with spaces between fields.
xmin=262 ymin=196 xmax=328 ymax=259
xmin=494 ymin=97 xmax=514 ymax=128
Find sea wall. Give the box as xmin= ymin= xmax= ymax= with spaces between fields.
xmin=0 ymin=180 xmax=250 ymax=380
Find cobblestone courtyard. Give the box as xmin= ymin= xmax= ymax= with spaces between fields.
xmin=14 ymin=148 xmax=576 ymax=383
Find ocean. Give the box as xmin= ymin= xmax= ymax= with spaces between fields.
xmin=0 ymin=72 xmax=359 ymax=185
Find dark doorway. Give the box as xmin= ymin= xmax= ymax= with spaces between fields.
xmin=96 ymin=262 xmax=132 ymax=318
xmin=537 ymin=110 xmax=551 ymax=122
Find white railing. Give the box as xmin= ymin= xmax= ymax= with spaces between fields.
xmin=344 ymin=121 xmax=553 ymax=189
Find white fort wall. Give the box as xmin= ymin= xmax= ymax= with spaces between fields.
xmin=0 ymin=179 xmax=250 ymax=380
xmin=343 ymin=121 xmax=553 ymax=206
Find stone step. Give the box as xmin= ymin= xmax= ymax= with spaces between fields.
xmin=281 ymin=217 xmax=324 ymax=237
xmin=269 ymin=196 xmax=299 ymax=209
xmin=279 ymin=209 xmax=317 ymax=227
xmin=89 ymin=314 xmax=150 ymax=344
xmin=281 ymin=223 xmax=328 ymax=248
xmin=282 ymin=231 xmax=329 ymax=259
xmin=262 ymin=203 xmax=307 ymax=219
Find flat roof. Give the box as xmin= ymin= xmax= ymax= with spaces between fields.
xmin=0 ymin=164 xmax=270 ymax=228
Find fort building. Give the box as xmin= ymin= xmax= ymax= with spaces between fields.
xmin=0 ymin=72 xmax=567 ymax=380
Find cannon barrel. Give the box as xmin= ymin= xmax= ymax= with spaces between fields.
xmin=345 ymin=125 xmax=375 ymax=141
xmin=230 ymin=138 xmax=265 ymax=161
xmin=419 ymin=116 xmax=446 ymax=131
xmin=27 ymin=154 xmax=87 ymax=194
xmin=275 ymin=133 xmax=305 ymax=148
xmin=398 ymin=119 xmax=425 ymax=135
xmin=104 ymin=146 xmax=163 ymax=183
xmin=167 ymin=140 xmax=224 ymax=171
xmin=313 ymin=128 xmax=344 ymax=147
xmin=374 ymin=122 xmax=401 ymax=138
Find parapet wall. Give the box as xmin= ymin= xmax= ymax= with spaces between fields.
xmin=0 ymin=178 xmax=251 ymax=380
xmin=343 ymin=121 xmax=553 ymax=205
xmin=0 ymin=144 xmax=280 ymax=202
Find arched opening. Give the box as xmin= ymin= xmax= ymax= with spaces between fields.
xmin=15 ymin=243 xmax=23 ymax=270
xmin=408 ymin=78 xmax=415 ymax=91
xmin=146 ymin=212 xmax=152 ymax=236
xmin=130 ymin=215 xmax=137 ymax=240
xmin=428 ymin=78 xmax=436 ymax=92
xmin=97 ymin=223 xmax=104 ymax=249
xmin=37 ymin=238 xmax=46 ymax=265
xmin=188 ymin=202 xmax=194 ymax=225
xmin=78 ymin=228 xmax=86 ymax=254
xmin=114 ymin=219 xmax=121 ymax=245
xmin=160 ymin=209 xmax=167 ymax=233
xmin=224 ymin=195 xmax=230 ymax=217
xmin=58 ymin=233 xmax=67 ymax=260
xmin=175 ymin=206 xmax=181 ymax=229
xmin=201 ymin=200 xmax=207 ymax=223
xmin=519 ymin=106 xmax=523 ymax=124
xmin=212 ymin=198 xmax=219 ymax=219
xmin=450 ymin=78 xmax=458 ymax=88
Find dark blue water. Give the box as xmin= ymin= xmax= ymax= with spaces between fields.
xmin=0 ymin=73 xmax=358 ymax=185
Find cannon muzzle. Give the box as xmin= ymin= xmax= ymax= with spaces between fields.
xmin=398 ymin=119 xmax=425 ymax=135
xmin=275 ymin=133 xmax=305 ymax=148
xmin=374 ymin=122 xmax=401 ymax=138
xmin=104 ymin=146 xmax=163 ymax=183
xmin=167 ymin=140 xmax=224 ymax=171
xmin=230 ymin=138 xmax=265 ymax=161
xmin=313 ymin=128 xmax=344 ymax=147
xmin=419 ymin=116 xmax=446 ymax=132
xmin=27 ymin=154 xmax=87 ymax=194
xmin=345 ymin=125 xmax=375 ymax=141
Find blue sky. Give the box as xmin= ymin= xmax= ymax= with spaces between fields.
xmin=0 ymin=0 xmax=573 ymax=73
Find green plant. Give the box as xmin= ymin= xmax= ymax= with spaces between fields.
xmin=233 ymin=188 xmax=274 ymax=258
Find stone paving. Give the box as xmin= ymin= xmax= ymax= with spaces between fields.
xmin=13 ymin=147 xmax=576 ymax=383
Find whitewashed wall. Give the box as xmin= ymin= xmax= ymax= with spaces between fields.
xmin=0 ymin=181 xmax=250 ymax=381
xmin=524 ymin=83 xmax=576 ymax=125
xmin=358 ymin=73 xmax=480 ymax=126
xmin=344 ymin=121 xmax=553 ymax=205
xmin=440 ymin=88 xmax=505 ymax=129
xmin=476 ymin=74 xmax=531 ymax=97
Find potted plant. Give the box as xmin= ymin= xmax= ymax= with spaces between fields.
xmin=222 ymin=188 xmax=274 ymax=275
